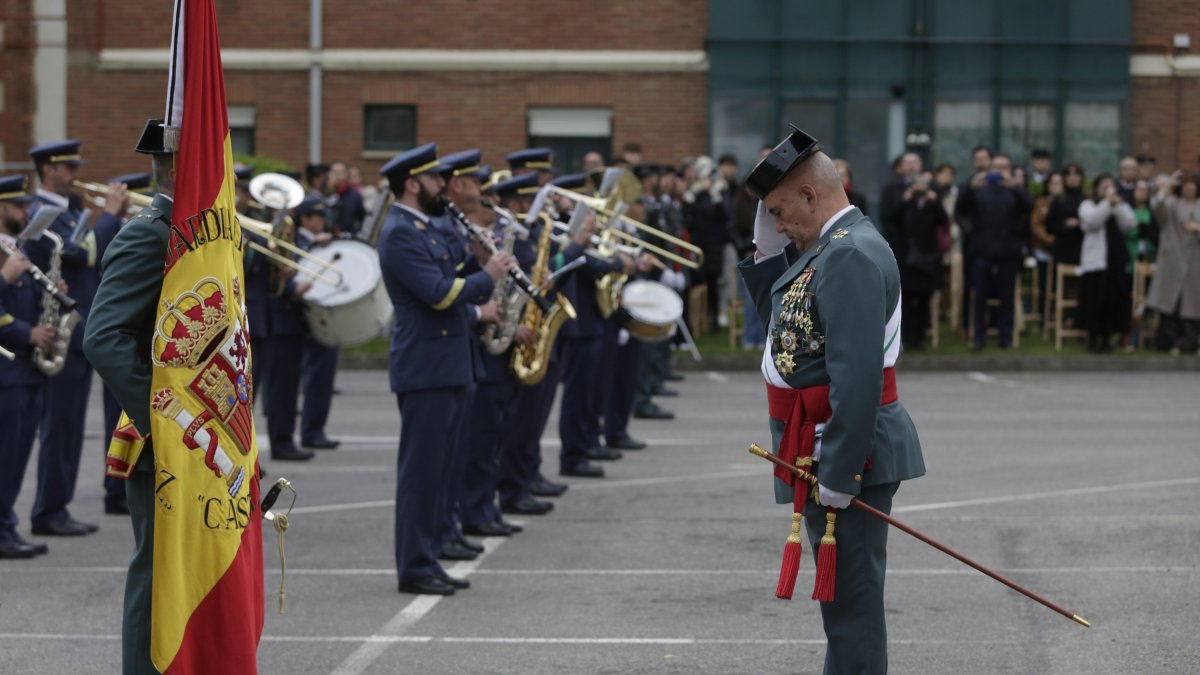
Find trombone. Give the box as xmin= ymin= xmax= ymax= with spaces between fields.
xmin=73 ymin=180 xmax=341 ymax=287
xmin=542 ymin=185 xmax=704 ymax=269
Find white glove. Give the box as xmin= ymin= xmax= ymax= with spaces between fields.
xmin=752 ymin=201 xmax=789 ymax=257
xmin=818 ymin=484 xmax=853 ymax=510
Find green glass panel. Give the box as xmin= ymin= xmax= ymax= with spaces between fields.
xmin=1064 ymin=102 xmax=1121 ymax=176
xmin=708 ymin=0 xmax=779 ymax=37
xmin=710 ymin=95 xmax=775 ymax=173
xmin=999 ymin=104 xmax=1056 ymax=167
xmin=932 ymin=101 xmax=992 ymax=180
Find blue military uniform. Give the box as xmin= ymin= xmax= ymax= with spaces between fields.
xmin=0 ymin=175 xmax=52 ymax=558
xmin=23 ymin=140 xmax=120 ymax=534
xmin=297 ymin=196 xmax=341 ymax=450
xmin=98 ymin=172 xmax=153 ymax=515
xmin=377 ymin=143 xmax=494 ymax=594
xmin=506 ymin=148 xmax=555 ymax=177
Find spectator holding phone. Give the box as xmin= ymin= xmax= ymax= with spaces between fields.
xmin=1147 ymin=171 xmax=1200 ymax=354
xmin=1077 ymin=173 xmax=1137 ymax=353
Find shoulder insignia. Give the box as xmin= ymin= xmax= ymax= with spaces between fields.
xmin=831 ymin=228 xmax=849 ymax=240
xmin=413 ymin=221 xmax=426 ymax=231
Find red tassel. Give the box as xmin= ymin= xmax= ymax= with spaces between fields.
xmin=774 ymin=512 xmax=803 ymax=599
xmin=812 ymin=510 xmax=837 ymax=602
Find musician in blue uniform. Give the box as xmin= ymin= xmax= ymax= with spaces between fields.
xmin=0 ymin=176 xmax=53 ymax=557
xmin=261 ymin=198 xmax=321 ymax=462
xmin=378 ymin=143 xmax=515 ymax=596
xmin=97 ymin=171 xmax=153 ymax=515
xmin=23 ymin=140 xmax=119 ymax=535
xmin=507 ymin=148 xmax=555 ymax=186
xmin=296 ymin=197 xmax=342 ymax=450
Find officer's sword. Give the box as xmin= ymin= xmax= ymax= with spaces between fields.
xmin=748 ymin=443 xmax=1092 ymax=628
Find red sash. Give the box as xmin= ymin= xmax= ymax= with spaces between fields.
xmin=765 ymin=368 xmax=897 ymax=486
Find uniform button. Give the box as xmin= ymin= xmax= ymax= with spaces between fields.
xmin=431 ymin=239 xmax=438 ymax=245
xmin=441 ymin=329 xmax=448 ymax=336
xmin=443 ymin=255 xmax=448 ymax=260
xmin=853 ymin=474 xmax=862 ymax=482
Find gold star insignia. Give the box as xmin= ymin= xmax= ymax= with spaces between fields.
xmin=832 ymin=228 xmax=849 ymax=240
xmin=775 ymin=351 xmax=796 ymax=376
xmin=779 ymin=329 xmax=798 ymax=352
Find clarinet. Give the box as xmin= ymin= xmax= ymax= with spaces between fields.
xmin=440 ymin=197 xmax=551 ymax=313
xmin=0 ymin=236 xmax=77 ymax=311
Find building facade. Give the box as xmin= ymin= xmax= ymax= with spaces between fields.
xmin=0 ymin=0 xmax=1197 ymax=194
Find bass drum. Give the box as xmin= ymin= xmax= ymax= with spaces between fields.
xmin=620 ymin=279 xmax=683 ymax=342
xmin=299 ymin=239 xmax=393 ymax=347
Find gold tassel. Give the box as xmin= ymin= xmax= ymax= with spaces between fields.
xmin=273 ymin=512 xmax=289 ymax=614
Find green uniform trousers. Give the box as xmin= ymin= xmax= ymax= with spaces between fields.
xmin=123 ymin=450 xmax=158 ymax=675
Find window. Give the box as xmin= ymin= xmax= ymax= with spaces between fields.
xmin=1064 ymin=103 xmax=1121 ymax=177
xmin=710 ymin=96 xmax=774 ymax=178
xmin=364 ymin=105 xmax=417 ymax=153
xmin=228 ymin=105 xmax=256 ymax=156
xmin=931 ymin=101 xmax=991 ymax=179
xmin=527 ymin=107 xmax=612 ymax=174
xmin=999 ymin=104 xmax=1055 ymax=168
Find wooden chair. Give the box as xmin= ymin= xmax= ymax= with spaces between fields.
xmin=1020 ymin=258 xmax=1041 ymax=329
xmin=927 ymin=290 xmax=941 ymax=348
xmin=1131 ymin=261 xmax=1157 ymax=349
xmin=728 ymin=286 xmax=744 ymax=349
xmin=967 ymin=271 xmax=1023 ymax=348
xmin=688 ymin=284 xmax=708 ymax=338
xmin=1053 ymin=263 xmax=1087 ymax=350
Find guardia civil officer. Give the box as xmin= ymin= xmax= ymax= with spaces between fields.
xmin=24 ymin=140 xmax=119 ymax=535
xmin=378 ymin=143 xmax=515 ymax=596
xmin=0 ymin=176 xmax=52 ymax=557
xmin=739 ymin=128 xmax=925 ymax=674
xmin=97 ymin=171 xmax=154 ymax=515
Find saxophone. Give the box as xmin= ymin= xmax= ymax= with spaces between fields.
xmin=511 ymin=214 xmax=577 ymax=385
xmin=479 ymin=212 xmax=523 ymax=354
xmin=33 ymin=230 xmax=80 ymax=376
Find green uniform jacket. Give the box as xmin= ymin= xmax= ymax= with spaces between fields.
xmin=738 ymin=207 xmax=925 ymax=502
xmin=83 ymin=195 xmax=171 ymax=442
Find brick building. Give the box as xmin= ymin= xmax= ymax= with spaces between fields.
xmin=1 ymin=0 xmax=1198 ymax=195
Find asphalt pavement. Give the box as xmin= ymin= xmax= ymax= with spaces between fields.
xmin=1 ymin=368 xmax=1198 ymax=674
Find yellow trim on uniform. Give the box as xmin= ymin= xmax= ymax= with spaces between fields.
xmin=455 ymin=262 xmax=465 ymax=272
xmin=452 ymin=164 xmax=481 ymax=177
xmin=0 ymin=191 xmax=27 ymax=200
xmin=0 ymin=315 xmax=14 ymax=328
xmin=48 ymin=153 xmax=82 ymax=162
xmin=432 ymin=277 xmax=466 ymax=310
xmin=525 ymin=161 xmax=553 ymax=169
xmin=410 ymin=159 xmax=442 ymax=176
xmin=517 ymin=186 xmax=540 ymax=195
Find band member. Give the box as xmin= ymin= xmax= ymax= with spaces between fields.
xmin=260 ymin=196 xmax=320 ymax=462
xmin=738 ymin=128 xmax=925 ymax=673
xmin=24 ymin=139 xmax=117 ymax=536
xmin=82 ymin=119 xmax=177 ymax=673
xmin=507 ymin=148 xmax=555 ymax=186
xmin=296 ymin=197 xmax=341 ymax=450
xmin=0 ymin=176 xmax=52 ymax=558
xmin=97 ymin=172 xmax=153 ymax=515
xmin=377 ymin=142 xmax=515 ymax=596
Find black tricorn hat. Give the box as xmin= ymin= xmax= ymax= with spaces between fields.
xmin=135 ymin=119 xmax=172 ymax=155
xmin=744 ymin=125 xmax=820 ymax=200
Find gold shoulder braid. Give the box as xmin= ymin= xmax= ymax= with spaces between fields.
xmin=770 ymin=267 xmax=824 ymax=376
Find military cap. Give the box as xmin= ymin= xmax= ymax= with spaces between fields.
xmin=0 ymin=175 xmax=33 ymax=203
xmin=506 ymin=148 xmax=554 ymax=172
xmin=490 ymin=172 xmax=540 ymax=200
xmin=379 ymin=142 xmax=449 ymax=190
xmin=134 ymin=120 xmax=171 ymax=155
xmin=110 ymin=172 xmax=153 ymax=193
xmin=744 ymin=125 xmax=820 ymax=200
xmin=29 ymin=139 xmax=87 ymax=165
xmin=295 ymin=196 xmax=327 ymax=218
xmin=475 ymin=165 xmax=493 ymax=184
xmin=234 ymin=165 xmax=255 ymax=185
xmin=440 ymin=149 xmax=483 ymax=178
xmin=550 ymin=173 xmax=589 ymax=191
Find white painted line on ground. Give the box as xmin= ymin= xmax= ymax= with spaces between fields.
xmin=895 ymin=475 xmax=1200 ymax=514
xmin=326 ymin=537 xmax=504 ymax=675
xmin=0 ymin=632 xmax=1019 ymax=647
xmin=706 ymin=371 xmax=729 ymax=384
xmin=271 ymin=465 xmax=393 ymax=474
xmin=328 ymin=437 xmax=703 ymax=452
xmin=965 ymin=371 xmax=1020 ymax=387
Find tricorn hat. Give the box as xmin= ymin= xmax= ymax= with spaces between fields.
xmin=744 ymin=126 xmax=820 ymax=200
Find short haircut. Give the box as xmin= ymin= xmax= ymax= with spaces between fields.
xmin=717 ymin=153 xmax=737 ymax=166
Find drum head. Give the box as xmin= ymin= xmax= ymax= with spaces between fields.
xmin=621 ymin=280 xmax=684 ymax=325
xmin=300 ymin=240 xmax=379 ymax=307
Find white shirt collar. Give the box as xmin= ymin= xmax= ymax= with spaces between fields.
xmin=394 ymin=202 xmax=431 ymax=225
xmin=159 ymin=194 xmax=173 ymax=203
xmin=36 ymin=189 xmax=69 ymax=209
xmin=819 ymin=204 xmax=856 ymax=239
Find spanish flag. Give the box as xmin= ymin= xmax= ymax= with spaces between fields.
xmin=148 ymin=0 xmax=263 ymax=671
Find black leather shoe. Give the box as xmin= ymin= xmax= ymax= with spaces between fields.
xmin=587 ymin=446 xmax=623 ymax=461
xmin=301 ymin=436 xmax=340 ymax=450
xmin=498 ymin=519 xmax=523 ymax=533
xmin=105 ymin=498 xmax=130 ymax=515
xmin=13 ymin=535 xmax=48 ymax=556
xmin=652 ymin=387 xmax=679 ymax=397
xmin=502 ymin=496 xmax=554 ymax=516
xmin=606 ymin=436 xmax=646 ymax=450
xmin=0 ymin=539 xmax=39 ymax=559
xmin=634 ymin=404 xmax=675 ymax=420
xmin=463 ymin=521 xmax=514 ymax=537
xmin=664 ymin=372 xmax=685 ymax=382
xmin=435 ymin=570 xmax=470 ymax=590
xmin=561 ymin=462 xmax=605 ymax=478
xmin=399 ymin=577 xmax=456 ymax=596
xmin=530 ymin=479 xmax=568 ymax=497
xmin=31 ymin=518 xmax=97 ymax=537
xmin=271 ymin=443 xmax=315 ymax=462
xmin=438 ymin=540 xmax=480 ymax=561
xmin=454 ymin=536 xmax=484 ymax=554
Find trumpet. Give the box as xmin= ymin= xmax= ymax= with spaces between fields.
xmin=545 ymin=223 xmax=667 ymax=270
xmin=542 ymin=185 xmax=703 ymax=269
xmin=73 ymin=180 xmax=341 ymax=287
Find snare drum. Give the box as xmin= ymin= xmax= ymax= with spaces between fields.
xmin=620 ymin=279 xmax=683 ymax=342
xmin=299 ymin=239 xmax=393 ymax=347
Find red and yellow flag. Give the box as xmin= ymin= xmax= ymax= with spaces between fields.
xmin=148 ymin=0 xmax=263 ymax=671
